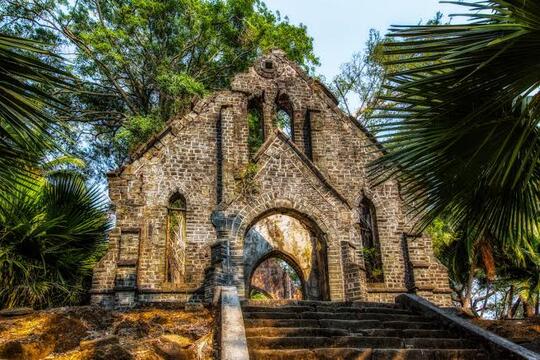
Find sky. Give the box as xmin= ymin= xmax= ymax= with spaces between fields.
xmin=264 ymin=0 xmax=465 ymax=80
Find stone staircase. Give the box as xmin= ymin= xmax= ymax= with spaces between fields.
xmin=242 ymin=300 xmax=488 ymax=360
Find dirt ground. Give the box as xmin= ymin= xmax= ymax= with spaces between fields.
xmin=0 ymin=305 xmax=216 ymax=360
xmin=473 ymin=317 xmax=540 ymax=354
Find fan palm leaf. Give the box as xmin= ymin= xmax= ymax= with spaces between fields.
xmin=0 ymin=34 xmax=71 ymax=196
xmin=370 ymin=0 xmax=540 ymax=262
xmin=0 ymin=171 xmax=110 ymax=309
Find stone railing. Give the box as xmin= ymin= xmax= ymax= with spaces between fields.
xmin=396 ymin=294 xmax=539 ymax=360
xmin=218 ymin=286 xmax=250 ymax=360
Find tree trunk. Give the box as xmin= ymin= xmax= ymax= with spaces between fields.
xmin=479 ymin=284 xmax=491 ymax=318
xmin=505 ymin=285 xmax=515 ymax=319
xmin=521 ymin=295 xmax=535 ymax=318
xmin=461 ymin=271 xmax=476 ymax=317
xmin=534 ymin=290 xmax=540 ymax=316
xmin=510 ymin=297 xmax=521 ymax=319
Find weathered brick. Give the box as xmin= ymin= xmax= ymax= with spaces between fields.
xmin=91 ymin=50 xmax=452 ymax=308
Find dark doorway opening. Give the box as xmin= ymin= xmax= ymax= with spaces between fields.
xmin=249 ymin=254 xmax=303 ymax=300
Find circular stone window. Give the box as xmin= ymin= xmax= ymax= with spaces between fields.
xmin=255 ymin=56 xmax=283 ymax=78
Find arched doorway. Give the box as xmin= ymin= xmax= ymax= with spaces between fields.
xmin=243 ymin=209 xmax=329 ymax=300
xmin=249 ymin=251 xmax=304 ymax=300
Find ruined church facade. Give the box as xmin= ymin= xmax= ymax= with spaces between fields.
xmin=90 ymin=50 xmax=452 ymax=308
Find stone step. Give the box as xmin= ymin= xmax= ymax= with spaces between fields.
xmin=243 ymin=311 xmax=427 ymax=322
xmin=250 ymin=347 xmax=370 ymax=360
xmin=243 ymin=305 xmax=413 ymax=315
xmin=242 ymin=300 xmax=403 ymax=309
xmin=316 ymin=306 xmax=413 ymax=315
xmin=244 ymin=318 xmax=440 ymax=330
xmin=321 ymin=319 xmax=441 ymax=331
xmin=403 ymin=337 xmax=477 ymax=349
xmin=380 ymin=320 xmax=441 ymax=330
xmin=248 ymin=336 xmax=477 ymax=351
xmin=250 ymin=348 xmax=487 ymax=360
xmin=243 ymin=305 xmax=315 ymax=313
xmin=351 ymin=328 xmax=457 ymax=339
xmin=247 ymin=336 xmax=404 ymax=349
xmin=246 ymin=327 xmax=350 ymax=338
xmin=245 ymin=326 xmax=456 ymax=339
xmin=245 ymin=318 xmax=322 ymax=328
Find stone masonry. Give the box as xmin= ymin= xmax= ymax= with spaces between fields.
xmin=90 ymin=50 xmax=452 ymax=308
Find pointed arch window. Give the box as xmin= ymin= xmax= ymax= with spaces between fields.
xmin=275 ymin=94 xmax=293 ymax=138
xmin=359 ymin=198 xmax=384 ymax=282
xmin=247 ymin=98 xmax=264 ymax=158
xmin=166 ymin=193 xmax=187 ymax=284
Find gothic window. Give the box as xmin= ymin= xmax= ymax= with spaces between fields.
xmin=247 ymin=98 xmax=264 ymax=158
xmin=275 ymin=94 xmax=293 ymax=138
xmin=359 ymin=198 xmax=384 ymax=282
xmin=166 ymin=193 xmax=187 ymax=284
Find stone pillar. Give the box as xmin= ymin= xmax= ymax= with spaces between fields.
xmin=113 ymin=227 xmax=141 ymax=309
xmin=220 ymin=105 xmax=240 ymax=205
xmin=263 ymin=90 xmax=277 ymax=137
xmin=403 ymin=233 xmax=453 ymax=307
xmin=341 ymin=240 xmax=368 ymax=300
xmin=308 ymin=110 xmax=324 ymax=167
xmin=208 ymin=211 xmax=234 ymax=302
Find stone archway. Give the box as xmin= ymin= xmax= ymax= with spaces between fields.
xmin=248 ymin=250 xmax=305 ymax=300
xmin=243 ymin=209 xmax=330 ymax=300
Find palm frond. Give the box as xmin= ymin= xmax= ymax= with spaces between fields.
xmin=0 ymin=34 xmax=72 ymax=196
xmin=0 ymin=172 xmax=110 ymax=309
xmin=370 ymin=0 xmax=540 ymax=259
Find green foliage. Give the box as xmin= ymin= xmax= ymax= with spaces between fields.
xmin=247 ymin=107 xmax=264 ymax=157
xmin=0 ymin=34 xmax=71 ymax=196
xmin=0 ymin=170 xmax=111 ymax=309
xmin=250 ymin=290 xmax=270 ymax=300
xmin=331 ymin=29 xmax=386 ymax=126
xmin=370 ymin=1 xmax=540 ymax=269
xmin=429 ymin=215 xmax=539 ymax=317
xmin=1 ymin=0 xmax=318 ymax=171
xmin=275 ymin=109 xmax=292 ymax=137
xmin=0 ymin=31 xmax=107 ymax=310
xmin=115 ymin=115 xmax=165 ymax=154
xmin=156 ymin=71 xmax=206 ymax=98
xmin=331 ymin=13 xmax=445 ymax=129
xmin=362 ymin=246 xmax=384 ymax=282
xmin=427 ymin=217 xmax=458 ymax=259
xmin=237 ymin=162 xmax=259 ymax=198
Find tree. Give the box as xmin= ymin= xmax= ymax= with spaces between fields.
xmin=430 ymin=215 xmax=539 ymax=318
xmin=370 ymin=1 xmax=540 ymax=285
xmin=0 ymin=34 xmax=71 ymax=197
xmin=1 ymin=0 xmax=319 ymax=173
xmin=0 ymin=32 xmax=110 ymax=309
xmin=0 ymin=164 xmax=110 ymax=309
xmin=331 ymin=13 xmax=445 ymax=130
xmin=331 ymin=29 xmax=385 ymax=127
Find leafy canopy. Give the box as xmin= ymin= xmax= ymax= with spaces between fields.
xmin=1 ymin=0 xmax=319 ymax=171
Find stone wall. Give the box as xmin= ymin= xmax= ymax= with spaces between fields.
xmin=91 ymin=50 xmax=452 ymax=308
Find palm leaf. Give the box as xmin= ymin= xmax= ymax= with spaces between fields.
xmin=370 ymin=0 xmax=540 ymax=262
xmin=0 ymin=171 xmax=110 ymax=309
xmin=0 ymin=34 xmax=72 ymax=197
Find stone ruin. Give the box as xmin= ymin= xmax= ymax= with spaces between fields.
xmin=90 ymin=50 xmax=452 ymax=309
